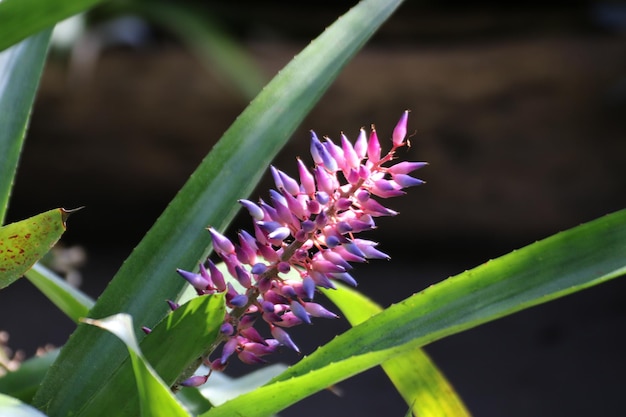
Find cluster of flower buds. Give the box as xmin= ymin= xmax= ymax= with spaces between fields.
xmin=175 ymin=111 xmax=425 ymax=383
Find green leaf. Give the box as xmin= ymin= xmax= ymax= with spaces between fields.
xmin=82 ymin=314 xmax=191 ymax=417
xmin=33 ymin=0 xmax=405 ymax=414
xmin=323 ymin=284 xmax=471 ymax=417
xmin=0 ymin=209 xmax=71 ymax=289
xmin=0 ymin=30 xmax=51 ymax=223
xmin=24 ymin=262 xmax=94 ymax=322
xmin=0 ymin=392 xmax=48 ymax=417
xmin=0 ymin=0 xmax=100 ymax=52
xmin=70 ymin=293 xmax=225 ymax=417
xmin=0 ymin=350 xmax=59 ymax=403
xmin=205 ymin=210 xmax=626 ymax=417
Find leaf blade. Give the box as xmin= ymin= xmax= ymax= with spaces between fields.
xmin=0 ymin=30 xmax=51 ymax=223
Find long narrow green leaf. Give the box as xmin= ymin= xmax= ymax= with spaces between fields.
xmin=0 ymin=0 xmax=99 ymax=52
xmin=33 ymin=1 xmax=405 ymax=415
xmin=0 ymin=30 xmax=51 ymax=223
xmin=323 ymin=284 xmax=471 ymax=417
xmin=83 ymin=314 xmax=191 ymax=417
xmin=206 ymin=210 xmax=626 ymax=416
xmin=25 ymin=262 xmax=94 ymax=322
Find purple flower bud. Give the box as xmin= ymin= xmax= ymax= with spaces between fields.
xmin=180 ymin=374 xmax=209 ymax=387
xmin=221 ymin=337 xmax=239 ymax=364
xmin=176 ymin=269 xmax=210 ymax=291
xmin=353 ymin=238 xmax=390 ymax=260
xmin=356 ymin=189 xmax=370 ymax=203
xmin=315 ymin=210 xmax=328 ymax=228
xmin=314 ymin=166 xmax=335 ymax=195
xmin=311 ymin=132 xmax=338 ymax=172
xmin=308 ymin=270 xmax=336 ymax=289
xmin=220 ymin=322 xmax=234 ymax=335
xmin=240 ymin=326 xmax=265 ymax=344
xmin=392 ymin=174 xmax=425 ymax=188
xmin=239 ymin=314 xmax=257 ymax=329
xmin=325 ymin=235 xmax=340 ymax=248
xmin=167 ymin=300 xmax=180 ymax=311
xmin=315 ymin=191 xmax=330 ymax=205
xmin=304 ymin=302 xmax=339 ymax=319
xmin=257 ymin=243 xmax=279 ymax=263
xmin=239 ymin=199 xmax=264 ymax=221
xmin=238 ymin=350 xmax=266 ymax=364
xmin=336 ymin=221 xmax=353 ymax=234
xmin=268 ymin=226 xmax=291 ymax=241
xmin=360 ymin=198 xmax=398 ymax=217
xmin=306 ymin=199 xmax=321 ymax=214
xmin=282 ymin=190 xmax=306 ymax=219
xmin=329 ymin=272 xmax=358 ymax=287
xmin=387 ymin=161 xmax=428 ymax=175
xmin=290 ymin=300 xmax=311 ymax=324
xmin=141 ymin=326 xmax=152 ymax=334
xmin=230 ymin=294 xmax=249 ymax=308
xmin=277 ymin=168 xmax=301 ymax=196
xmin=321 ymin=250 xmax=352 ymax=270
xmin=312 ymin=259 xmax=346 ymax=274
xmin=367 ymin=128 xmax=381 ymax=163
xmin=354 ymin=128 xmax=368 ymax=160
xmin=209 ymin=227 xmax=235 ymax=254
xmin=323 ymin=136 xmax=345 ymax=171
xmin=297 ymin=158 xmax=316 ymax=195
xmin=207 ymin=259 xmax=226 ymax=292
xmin=341 ymin=133 xmax=360 ymax=169
xmin=277 ymin=261 xmax=291 ymax=274
xmin=336 ymin=198 xmax=352 ymax=211
xmin=392 ymin=110 xmax=409 ymax=147
xmin=300 ymin=219 xmax=316 ymax=233
xmin=235 ymin=265 xmax=252 ymax=288
xmin=251 ymin=263 xmax=267 ymax=275
xmin=302 ymin=275 xmax=316 ymax=300
xmin=280 ymin=284 xmax=298 ymax=299
xmin=271 ymin=326 xmax=300 ymax=353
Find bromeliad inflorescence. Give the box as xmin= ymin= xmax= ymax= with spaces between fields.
xmin=175 ymin=111 xmax=425 ymax=386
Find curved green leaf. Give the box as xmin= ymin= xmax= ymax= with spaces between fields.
xmin=0 ymin=209 xmax=70 ymax=289
xmin=33 ymin=1 xmax=405 ymax=414
xmin=24 ymin=262 xmax=94 ymax=322
xmin=323 ymin=284 xmax=470 ymax=417
xmin=73 ymin=293 xmax=224 ymax=417
xmin=0 ymin=30 xmax=51 ymax=223
xmin=0 ymin=0 xmax=99 ymax=52
xmin=82 ymin=314 xmax=191 ymax=417
xmin=206 ymin=209 xmax=626 ymax=417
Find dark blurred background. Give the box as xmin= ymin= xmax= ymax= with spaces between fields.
xmin=2 ymin=1 xmax=626 ymax=416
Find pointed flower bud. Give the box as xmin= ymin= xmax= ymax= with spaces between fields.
xmin=392 ymin=110 xmax=409 ymax=147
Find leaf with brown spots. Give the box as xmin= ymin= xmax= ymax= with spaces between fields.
xmin=0 ymin=208 xmax=75 ymax=289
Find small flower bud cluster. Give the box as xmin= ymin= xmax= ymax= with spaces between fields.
xmin=176 ymin=111 xmax=425 ymax=379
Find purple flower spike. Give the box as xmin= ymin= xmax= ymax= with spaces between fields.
xmin=175 ymin=112 xmax=424 ymax=369
xmin=392 ymin=110 xmax=409 ymax=147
